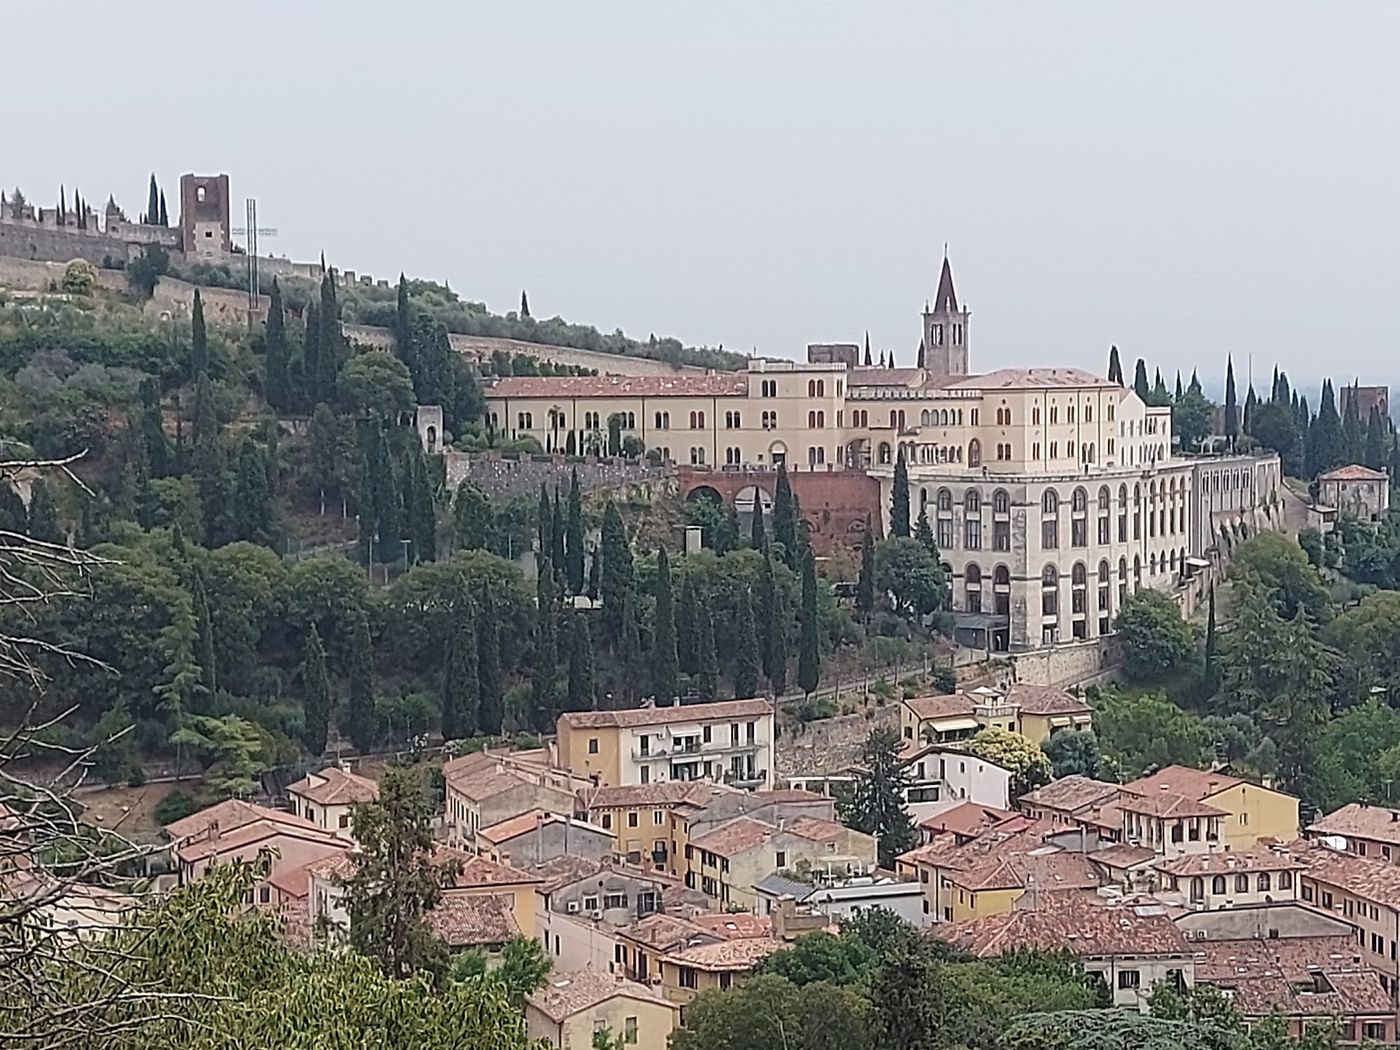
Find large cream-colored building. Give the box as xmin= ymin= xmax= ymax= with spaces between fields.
xmin=486 ymin=257 xmax=1283 ymax=651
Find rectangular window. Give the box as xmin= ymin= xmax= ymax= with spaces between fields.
xmin=703 ymin=725 xmax=712 ymax=743
xmin=964 ymin=520 xmax=981 ymax=550
xmin=588 ymin=738 xmax=599 ymax=754
xmin=1071 ymin=519 xmax=1087 ymax=547
xmin=937 ymin=519 xmax=954 ymax=549
xmin=604 ymin=893 xmax=628 ymax=909
xmin=1117 ymin=970 xmax=1140 ymax=990
xmin=776 ymin=850 xmax=787 ymax=868
xmin=1042 ymin=520 xmax=1058 ymax=549
xmin=1098 ymin=517 xmax=1110 ymax=544
xmin=654 ymin=810 xmax=665 ymax=825
xmin=624 ymin=1017 xmax=638 ymax=1044
xmin=628 ymin=812 xmax=639 ymax=828
xmin=601 ymin=814 xmax=612 ymax=829
xmin=993 ymin=521 xmax=1010 ymax=551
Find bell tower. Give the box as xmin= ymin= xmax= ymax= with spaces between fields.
xmin=921 ymin=253 xmax=971 ymax=376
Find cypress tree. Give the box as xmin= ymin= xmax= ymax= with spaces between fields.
xmin=367 ymin=424 xmax=399 ymax=560
xmin=317 ymin=269 xmax=341 ymax=402
xmin=393 ymin=274 xmax=416 ymax=375
xmin=146 ymin=174 xmax=159 ymax=227
xmin=551 ymin=488 xmax=566 ymax=585
xmin=1152 ymin=369 xmax=1169 ymax=404
xmin=1341 ymin=384 xmax=1363 ymax=465
xmin=696 ymin=607 xmax=719 ymax=701
xmin=914 ymin=503 xmax=936 ymax=557
xmin=26 ymin=477 xmax=61 ymax=544
xmin=1107 ymin=345 xmax=1123 ymax=385
xmin=58 ymin=185 xmax=66 ymax=226
xmin=1243 ymin=385 xmax=1257 ymax=436
xmin=565 ymin=468 xmax=585 ymax=594
xmin=760 ymin=547 xmax=787 ymax=694
xmin=1203 ymin=581 xmax=1218 ymax=693
xmin=532 ymin=568 xmax=558 ymax=731
xmin=617 ymin=590 xmax=642 ymax=701
xmin=302 ymin=301 xmax=321 ymax=408
xmin=190 ymin=289 xmax=208 ymax=377
xmin=856 ymin=515 xmax=876 ymax=619
xmin=567 ymin=611 xmax=595 ymax=712
xmin=600 ymin=500 xmax=632 ymax=645
xmin=1224 ymin=356 xmax=1238 ymax=450
xmin=1133 ymin=359 xmax=1150 ymax=401
xmin=1309 ymin=381 xmax=1344 ymax=477
xmin=301 ymin=625 xmax=333 ymax=756
xmin=797 ymin=551 xmax=820 ymax=698
xmin=440 ymin=588 xmax=478 ymax=740
xmin=891 ymin=450 xmax=911 ymax=537
xmin=750 ymin=493 xmax=767 ymax=549
xmin=772 ymin=464 xmax=799 ymax=568
xmin=520 ymin=289 xmax=531 ymax=318
xmin=586 ymin=547 xmax=600 ymax=600
xmin=410 ymin=451 xmax=436 ymax=562
xmin=1391 ymin=435 xmax=1400 ymax=483
xmin=676 ymin=572 xmax=698 ymax=675
xmin=263 ymin=279 xmax=290 ymax=412
xmin=0 ymin=484 xmax=27 ymax=534
xmin=864 ymin=331 xmax=872 ymax=367
xmin=714 ymin=501 xmax=740 ymax=555
xmin=652 ymin=547 xmax=680 ymax=703
xmin=453 ymin=478 xmax=492 ymax=551
xmin=345 ymin=609 xmax=377 ymax=755
xmin=732 ymin=590 xmax=761 ymax=699
xmin=192 ymin=565 xmax=218 ymax=703
xmin=477 ymin=585 xmax=503 ymax=736
xmin=158 ymin=189 xmax=168 ymax=227
xmin=537 ymin=484 xmax=552 ymax=561
xmin=232 ymin=438 xmax=271 ymax=543
xmin=1365 ymin=406 xmax=1388 ymax=470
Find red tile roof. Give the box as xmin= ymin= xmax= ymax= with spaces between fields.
xmin=903 ymin=693 xmax=977 ymax=722
xmin=1116 ymin=790 xmax=1227 ymax=820
xmin=1320 ymin=464 xmax=1388 ymax=482
xmin=428 ymin=893 xmax=519 ymax=947
xmin=1006 ymin=684 xmax=1091 ymax=717
xmin=490 ymin=375 xmax=748 ymax=399
xmin=164 ymin=798 xmax=315 ymax=842
xmin=1020 ymin=776 xmax=1121 ymax=815
xmin=941 ymin=897 xmax=1189 ymax=958
xmin=917 ymin=802 xmax=1015 ymax=838
xmin=529 ymin=972 xmax=671 ymax=1023
xmin=286 ymin=767 xmax=379 ymax=806
xmin=1309 ymin=803 xmax=1400 ymax=847
xmin=560 ymin=698 xmax=772 ymax=730
xmin=1119 ymin=765 xmax=1242 ymax=801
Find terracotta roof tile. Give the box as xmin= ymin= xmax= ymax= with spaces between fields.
xmin=1119 ymin=765 xmax=1242 ymax=801
xmin=529 ymin=972 xmax=670 ymax=1023
xmin=690 ymin=913 xmax=772 ymax=939
xmin=164 ymin=798 xmax=314 ymax=842
xmin=450 ymin=850 xmax=543 ymax=888
xmin=560 ymin=698 xmax=772 ymax=730
xmin=1020 ymin=776 xmax=1121 ymax=814
xmin=903 ymin=693 xmax=977 ymax=721
xmin=941 ymin=896 xmax=1189 ymax=958
xmin=1154 ymin=848 xmax=1304 ymax=877
xmin=1116 ymin=790 xmax=1227 ymax=820
xmin=529 ymin=854 xmax=604 ymax=894
xmin=1289 ymin=840 xmax=1400 ymax=903
xmin=491 ymin=375 xmax=747 ymax=399
xmin=1320 ymin=464 xmax=1388 ymax=482
xmin=579 ymin=782 xmax=716 ymax=810
xmin=1196 ymin=936 xmax=1390 ymax=1019
xmin=174 ymin=819 xmax=348 ymax=863
xmin=665 ymin=936 xmax=781 ymax=971
xmin=286 ymin=767 xmax=380 ymax=807
xmin=690 ymin=817 xmax=779 ymax=857
xmin=950 ymin=368 xmax=1110 ymax=391
xmin=948 ymin=850 xmax=1103 ymax=893
xmin=1086 ymin=844 xmax=1157 ymax=869
xmin=1308 ymin=803 xmax=1400 ymax=848
xmin=916 ymin=802 xmax=1016 ymax=838
xmin=785 ymin=816 xmax=850 ymax=844
xmin=427 ymin=893 xmax=518 ymax=947
xmin=1005 ymin=684 xmax=1091 ymax=717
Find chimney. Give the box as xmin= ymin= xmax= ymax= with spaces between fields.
xmin=207 ymin=820 xmax=221 ymax=843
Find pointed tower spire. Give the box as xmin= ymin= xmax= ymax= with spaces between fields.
xmin=933 ymin=255 xmax=958 ymax=314
xmin=863 ymin=331 xmax=872 ymax=367
xmin=917 ymin=337 xmax=926 ymax=369
xmin=922 ymin=250 xmax=970 ymax=377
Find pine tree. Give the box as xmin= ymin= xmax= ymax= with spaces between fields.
xmin=566 ymin=611 xmax=595 ymax=712
xmin=263 ymin=279 xmax=290 ymax=412
xmin=772 ymin=464 xmax=799 ymax=569
xmin=760 ymin=547 xmax=787 ymax=694
xmin=26 ymin=477 xmax=61 ymax=544
xmin=158 ymin=189 xmax=168 ymax=227
xmin=440 ymin=587 xmax=478 ymax=740
xmin=1224 ymin=356 xmax=1238 ymax=450
xmin=600 ymin=500 xmax=632 ymax=645
xmin=732 ymin=590 xmax=761 ymax=699
xmin=1107 ymin=345 xmax=1123 ymax=385
xmin=676 ymin=571 xmax=698 ymax=676
xmin=345 ymin=610 xmax=377 ymax=754
xmin=532 ymin=569 xmax=558 ymax=731
xmin=652 ymin=547 xmax=680 ymax=703
xmin=477 ymin=585 xmax=504 ymax=736
xmin=696 ymin=607 xmax=719 ymax=701
xmin=891 ymin=450 xmax=911 ymax=537
xmin=192 ymin=565 xmax=218 ymax=703
xmin=520 ymin=290 xmax=531 ymax=318
xmin=565 ymin=468 xmax=585 ymax=594
xmin=797 ymin=551 xmax=820 ymax=697
xmin=749 ymin=493 xmax=767 ymax=549
xmin=1133 ymin=359 xmax=1150 ymax=401
xmin=856 ymin=516 xmax=876 ymax=619
xmin=914 ymin=503 xmax=936 ymax=557
xmin=301 ymin=625 xmax=333 ymax=755
xmin=146 ymin=174 xmax=159 ymax=227
xmin=190 ymin=289 xmax=208 ymax=377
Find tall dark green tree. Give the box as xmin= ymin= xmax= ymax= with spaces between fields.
xmin=520 ymin=289 xmax=531 ymax=318
xmin=565 ymin=468 xmax=585 ymax=594
xmin=477 ymin=585 xmax=504 ymax=736
xmin=192 ymin=565 xmax=218 ymax=704
xmin=409 ymin=451 xmax=436 ymax=563
xmin=537 ymin=484 xmax=552 ymax=562
xmin=837 ymin=726 xmax=916 ymax=868
xmin=586 ymin=546 xmax=600 ymax=600
xmin=551 ymin=488 xmax=566 ymax=585
xmin=696 ymin=607 xmax=719 ymax=701
xmin=714 ymin=501 xmax=740 ymax=555
xmin=317 ymin=269 xmax=342 ymax=403
xmin=856 ymin=516 xmax=876 ymax=619
xmin=760 ymin=547 xmax=787 ymax=694
xmin=890 ymin=451 xmax=911 ymax=538
xmin=453 ymin=479 xmax=492 ymax=552
xmin=566 ymin=611 xmax=595 ymax=712
xmin=157 ymin=189 xmax=167 ymax=226
xmin=302 ymin=301 xmax=321 ymax=408
xmin=652 ymin=547 xmax=680 ymax=702
xmin=440 ymin=589 xmax=479 ymax=740
xmin=914 ymin=504 xmax=936 ymax=558
xmin=532 ymin=568 xmax=559 ymax=730
xmin=0 ymin=483 xmax=27 ymax=534
xmin=393 ymin=274 xmax=416 ymax=376
xmin=137 ymin=377 xmax=170 ymax=478
xmin=1151 ymin=368 xmax=1169 ymax=405
xmin=1224 ymin=355 xmax=1238 ymax=450
xmin=1243 ymin=384 xmax=1257 ymax=436
xmin=1308 ymin=380 xmax=1345 ymax=477
xmin=25 ymin=478 xmax=61 ymax=544
xmin=231 ymin=438 xmax=271 ymax=543
xmin=1133 ymin=358 xmax=1150 ymax=401
xmin=1203 ymin=581 xmax=1219 ymax=695
xmin=190 ymin=289 xmax=208 ymax=377
xmin=1173 ymin=370 xmax=1183 ymax=402
xmin=1107 ymin=345 xmax=1123 ymax=385
xmin=599 ymin=500 xmax=633 ymax=645
xmin=345 ymin=609 xmax=377 ymax=754
xmin=263 ymin=279 xmax=291 ymax=412
xmin=1341 ymin=384 xmax=1363 ymax=465
xmin=301 ymin=624 xmax=332 ymax=755
xmin=732 ymin=590 xmax=761 ymax=699
xmin=772 ymin=465 xmax=799 ymax=568
xmin=191 ymin=373 xmax=227 ymax=546
xmin=146 ymin=174 xmax=159 ymax=226
xmin=676 ymin=572 xmax=698 ymax=675
xmin=749 ymin=493 xmax=767 ymax=548
xmin=797 ymin=551 xmax=821 ymax=697
xmin=1364 ymin=405 xmax=1388 ymax=470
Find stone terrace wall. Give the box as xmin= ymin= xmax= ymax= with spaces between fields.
xmin=0 ymin=220 xmax=135 ymax=267
xmin=776 ymin=706 xmax=899 ymax=780
xmin=443 ymin=451 xmax=672 ymax=503
xmin=0 ymin=256 xmax=128 ymax=294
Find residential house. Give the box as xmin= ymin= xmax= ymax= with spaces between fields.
xmin=915 ymin=801 xmax=1016 ymax=846
xmin=1308 ymin=803 xmax=1400 ymax=863
xmin=898 ymin=685 xmax=1092 ymax=748
xmin=613 ymin=912 xmax=782 ymax=1007
xmin=1153 ymin=849 xmax=1303 ymax=911
xmin=1318 ymin=464 xmax=1390 ymax=521
xmin=684 ymin=815 xmax=877 ymax=910
xmin=1 ymin=871 xmax=138 ymax=941
xmin=527 ymin=972 xmax=679 ymax=1050
xmin=900 ymin=744 xmax=1013 ymax=820
xmin=1118 ymin=766 xmax=1299 ymax=851
xmin=669 ymin=788 xmax=836 ymax=884
xmin=285 ymin=766 xmax=379 ymax=835
xmin=940 ymin=896 xmax=1195 ymax=1011
xmin=1019 ymin=776 xmax=1123 ymax=832
xmin=1001 ymin=684 xmax=1094 ymax=745
xmin=899 ymin=693 xmax=982 ymax=745
xmin=1288 ymin=840 xmax=1400 ymax=1000
xmin=556 ymin=698 xmax=776 ymax=788
xmin=752 ymin=872 xmax=924 ymax=926
xmin=476 ymin=811 xmax=613 ymax=868
xmin=444 ymin=764 xmax=578 ymax=847
xmin=575 ymin=781 xmax=722 ymax=873
xmin=1115 ymin=789 xmax=1228 ymax=859
xmin=428 ymin=893 xmax=521 ymax=953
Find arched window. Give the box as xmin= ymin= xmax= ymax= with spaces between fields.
xmin=1212 ymin=876 xmax=1226 ymax=895
xmin=1150 ymin=552 xmax=1157 ymax=575
xmin=878 ymin=442 xmax=891 ymax=465
xmin=965 ymin=490 xmax=981 ymax=514
xmin=1118 ymin=556 xmax=1128 ymax=605
xmin=1042 ymin=490 xmax=1059 ymax=514
xmin=1072 ymin=487 xmax=1088 ymax=513
xmin=993 ymin=489 xmax=1009 ymax=514
xmin=937 ymin=488 xmax=953 ymax=512
xmin=890 ymin=410 xmax=899 ymax=429
xmin=1191 ymin=877 xmax=1204 ymax=902
xmin=1097 ymin=560 xmax=1111 ymax=617
xmin=1098 ymin=486 xmax=1110 ymax=511
xmin=964 ymin=563 xmax=982 ymax=613
xmin=1133 ymin=554 xmax=1142 ymax=587
xmin=1258 ymin=872 xmax=1271 ymax=892
xmin=921 ymin=410 xmax=931 ymax=427
xmin=968 ymin=439 xmax=981 ymax=468
xmin=1041 ymin=565 xmax=1060 ymax=621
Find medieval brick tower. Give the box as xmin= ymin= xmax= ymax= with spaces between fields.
xmin=920 ymin=254 xmax=970 ymax=376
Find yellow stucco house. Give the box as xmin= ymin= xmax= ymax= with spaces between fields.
xmin=1119 ymin=766 xmax=1299 ymax=851
xmin=527 ymin=971 xmax=679 ymax=1050
xmin=899 ymin=685 xmax=1091 ymax=749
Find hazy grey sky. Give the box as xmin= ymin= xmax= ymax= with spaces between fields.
xmin=12 ymin=3 xmax=1400 ymax=390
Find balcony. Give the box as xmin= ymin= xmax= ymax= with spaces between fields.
xmin=723 ymin=769 xmax=768 ymax=788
